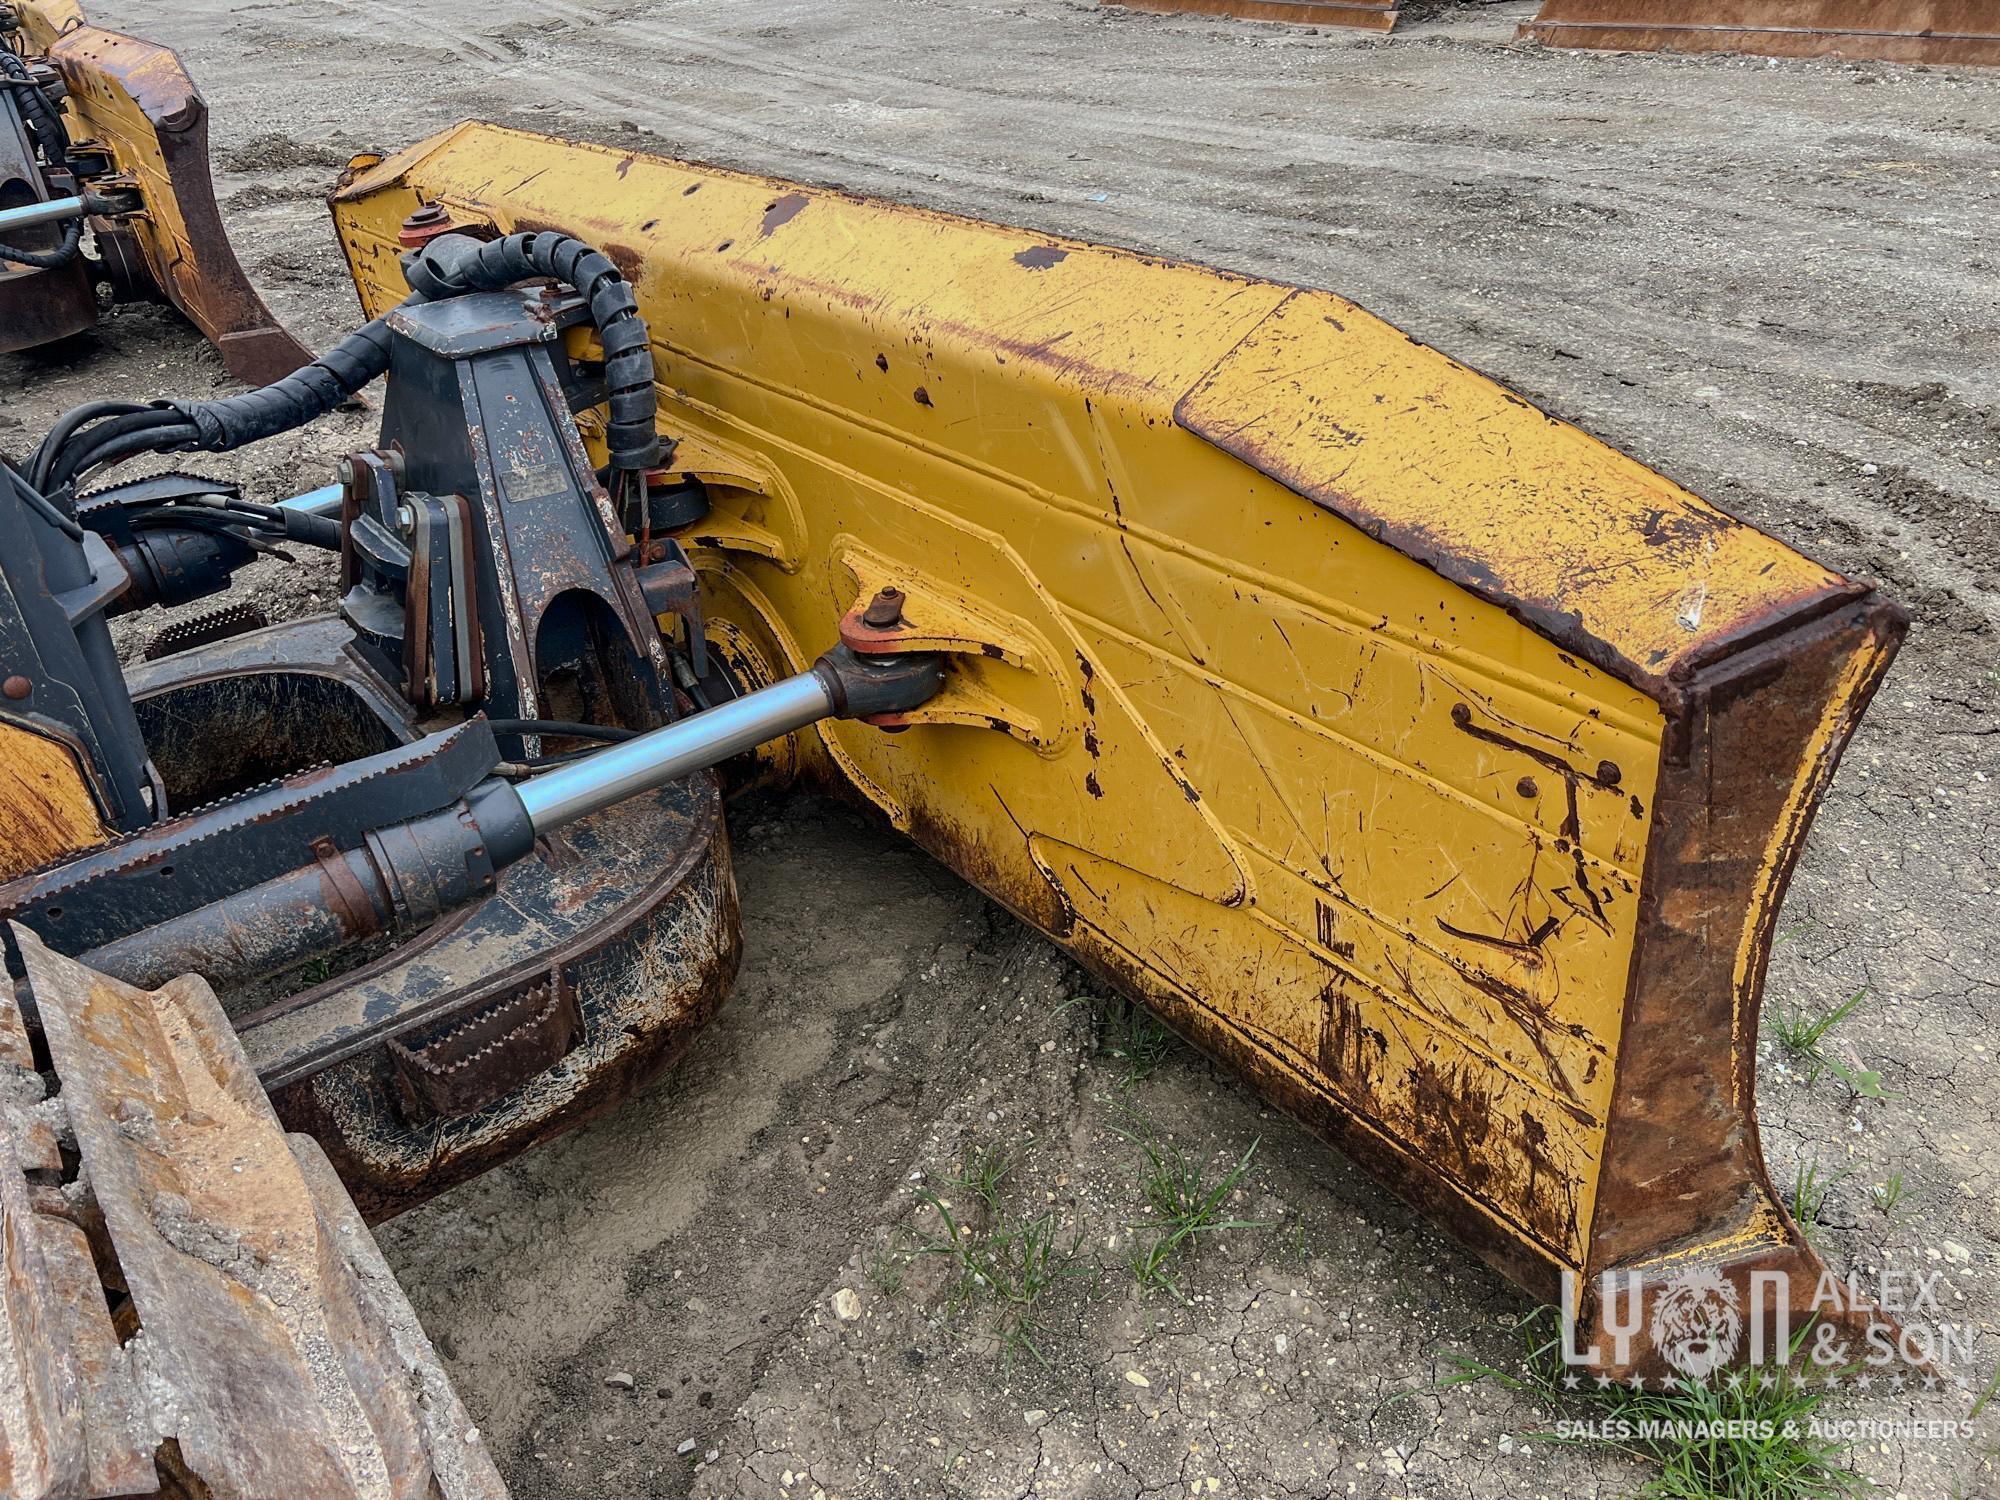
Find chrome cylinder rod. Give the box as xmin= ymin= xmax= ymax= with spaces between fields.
xmin=277 ymin=481 xmax=343 ymax=518
xmin=0 ymin=194 xmax=84 ymax=234
xmin=514 ymin=669 xmax=835 ymax=834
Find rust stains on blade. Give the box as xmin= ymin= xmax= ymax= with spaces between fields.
xmin=325 ymin=125 xmax=1909 ymax=1368
xmin=1175 ymin=290 xmax=1858 ymax=698
xmin=42 ymin=23 xmax=314 ymax=383
xmin=1578 ymin=594 xmax=1908 ymax=1373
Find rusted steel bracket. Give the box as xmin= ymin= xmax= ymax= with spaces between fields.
xmin=1100 ymin=0 xmax=1400 ymax=29
xmin=836 ymin=574 xmax=1060 ymax=747
xmin=2 ymin=927 xmax=506 ymax=1498
xmin=1519 ymin=0 xmax=2000 ymax=65
xmin=388 ymin=969 xmax=581 ymax=1123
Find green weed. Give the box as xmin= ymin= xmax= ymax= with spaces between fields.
xmin=910 ymin=1145 xmax=1087 ymax=1369
xmin=1968 ymin=1361 xmax=2000 ymax=1421
xmin=1057 ymin=993 xmax=1176 ymax=1088
xmin=1790 ymin=1158 xmax=1850 ymax=1247
xmin=1770 ymin=987 xmax=1869 ymax=1082
xmin=1443 ymin=1307 xmax=1864 ymax=1499
xmin=1823 ymin=1053 xmax=1892 ymax=1101
xmin=1116 ymin=1120 xmax=1266 ymax=1302
xmin=1869 ymin=1172 xmax=1905 ymax=1214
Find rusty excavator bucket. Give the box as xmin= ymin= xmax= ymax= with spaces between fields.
xmin=321 ymin=123 xmax=1904 ymax=1372
xmin=1 ymin=1 xmax=311 ymax=381
xmin=1519 ymin=0 xmax=2000 ymax=66
xmin=1 ymin=929 xmax=504 ymax=1498
xmin=1098 ymin=0 xmax=1400 ymax=31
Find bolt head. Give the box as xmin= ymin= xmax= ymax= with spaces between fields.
xmin=862 ymin=586 xmax=906 ymax=629
xmin=2 ymin=675 xmax=29 ymax=700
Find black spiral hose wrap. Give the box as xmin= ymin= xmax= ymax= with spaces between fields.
xmin=1 ymin=47 xmax=81 ymax=267
xmin=401 ymin=232 xmax=661 ymax=474
xmin=169 ymin=317 xmax=399 ymax=452
xmin=1 ymin=48 xmax=69 ymax=172
xmin=44 ymin=229 xmax=661 ymax=493
xmin=0 ymin=213 xmax=79 ymax=268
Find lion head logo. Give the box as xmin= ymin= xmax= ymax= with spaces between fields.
xmin=1649 ymin=1269 xmax=1743 ymax=1381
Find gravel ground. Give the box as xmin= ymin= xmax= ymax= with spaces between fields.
xmin=3 ymin=1 xmax=1996 ymax=1495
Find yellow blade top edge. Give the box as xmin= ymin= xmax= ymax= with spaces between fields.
xmin=339 ymin=121 xmax=1857 ymax=702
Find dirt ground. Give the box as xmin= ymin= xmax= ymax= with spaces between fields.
xmin=4 ymin=0 xmax=1997 ymax=1495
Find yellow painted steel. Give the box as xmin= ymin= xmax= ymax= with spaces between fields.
xmin=0 ymin=719 xmax=111 ymax=882
xmin=330 ymin=124 xmax=1889 ymax=1305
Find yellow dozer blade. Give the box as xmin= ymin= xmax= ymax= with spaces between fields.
xmin=332 ymin=124 xmax=1904 ymax=1373
xmin=6 ymin=1 xmax=312 ymax=381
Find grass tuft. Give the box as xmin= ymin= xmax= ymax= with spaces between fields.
xmin=1790 ymin=1158 xmax=1850 ymax=1247
xmin=1443 ymin=1307 xmax=1865 ymax=1499
xmin=909 ymin=1145 xmax=1087 ymax=1369
xmin=1770 ymin=987 xmax=1869 ymax=1083
xmin=1869 ymin=1171 xmax=1905 ymax=1215
xmin=1057 ymin=993 xmax=1176 ymax=1088
xmin=1116 ymin=1119 xmax=1266 ymax=1301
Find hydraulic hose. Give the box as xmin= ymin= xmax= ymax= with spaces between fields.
xmin=1 ymin=48 xmax=69 ymax=173
xmin=36 ymin=229 xmax=661 ymax=500
xmin=2 ymin=47 xmax=79 ymax=268
xmin=400 ymin=232 xmax=660 ymax=476
xmin=163 ymin=316 xmax=401 ymax=455
xmin=0 ymin=212 xmax=79 ymax=269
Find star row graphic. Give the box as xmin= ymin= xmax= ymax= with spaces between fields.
xmin=1559 ymin=1370 xmax=1961 ymax=1393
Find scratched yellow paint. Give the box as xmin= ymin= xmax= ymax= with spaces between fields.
xmin=332 ymin=124 xmax=1855 ymax=1273
xmin=0 ymin=719 xmax=111 ymax=881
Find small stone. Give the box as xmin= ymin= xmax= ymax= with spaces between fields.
xmin=1860 ymin=462 xmax=1879 ymax=475
xmin=1124 ymin=1370 xmax=1151 ymax=1388
xmin=831 ymin=1287 xmax=863 ymax=1321
xmin=1039 ymin=1040 xmax=1057 ymax=1053
xmin=604 ymin=1372 xmax=635 ymax=1391
xmin=677 ymin=1438 xmax=697 ymax=1455
xmin=1943 ymin=1239 xmax=1972 ymax=1265
xmin=781 ymin=1472 xmax=796 ymax=1489
xmin=1024 ymin=1409 xmax=1048 ymax=1425
xmin=705 ymin=1449 xmax=719 ymax=1464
